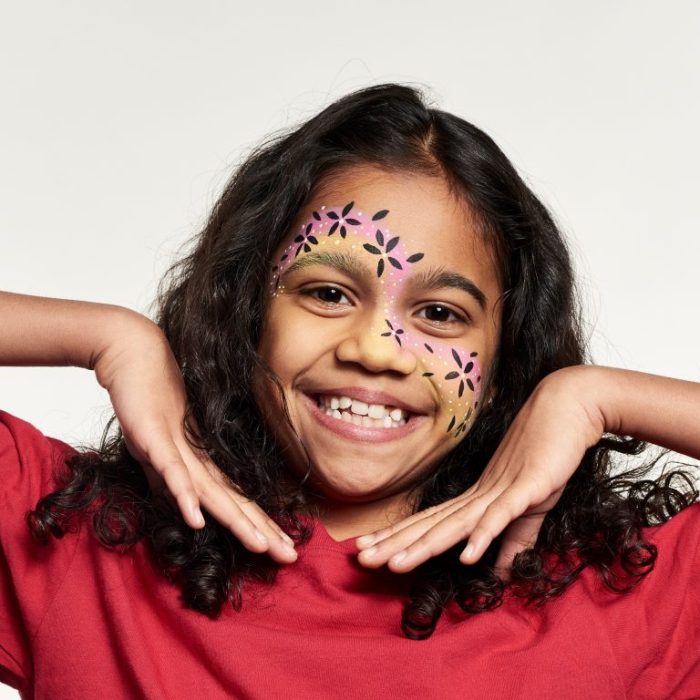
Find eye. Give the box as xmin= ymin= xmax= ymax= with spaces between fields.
xmin=300 ymin=285 xmax=351 ymax=307
xmin=417 ymin=304 xmax=468 ymax=326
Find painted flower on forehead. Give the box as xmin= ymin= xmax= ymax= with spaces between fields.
xmin=292 ymin=221 xmax=320 ymax=257
xmin=362 ymin=209 xmax=425 ymax=278
xmin=325 ymin=201 xmax=362 ymax=238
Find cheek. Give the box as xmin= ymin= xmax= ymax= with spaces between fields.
xmin=380 ymin=289 xmax=483 ymax=439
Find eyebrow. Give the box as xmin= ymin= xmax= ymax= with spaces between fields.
xmin=280 ymin=251 xmax=488 ymax=311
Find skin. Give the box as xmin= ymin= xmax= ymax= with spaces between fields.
xmin=255 ymin=164 xmax=502 ymax=541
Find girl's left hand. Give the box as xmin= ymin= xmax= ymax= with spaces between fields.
xmin=354 ymin=365 xmax=607 ymax=578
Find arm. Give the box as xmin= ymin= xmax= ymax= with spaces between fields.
xmin=0 ymin=290 xmax=142 ymax=370
xmin=0 ymin=290 xmax=297 ymax=561
xmin=354 ymin=364 xmax=700 ymax=573
xmin=583 ymin=365 xmax=700 ymax=461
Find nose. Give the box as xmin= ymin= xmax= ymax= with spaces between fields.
xmin=335 ymin=314 xmax=417 ymax=375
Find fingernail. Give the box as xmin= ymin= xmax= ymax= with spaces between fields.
xmin=356 ymin=534 xmax=376 ymax=547
xmin=390 ymin=551 xmax=407 ymax=565
xmin=361 ymin=546 xmax=377 ymax=559
xmin=284 ymin=545 xmax=297 ymax=559
xmin=254 ymin=530 xmax=268 ymax=544
xmin=463 ymin=543 xmax=475 ymax=560
xmin=281 ymin=532 xmax=294 ymax=546
xmin=192 ymin=506 xmax=205 ymax=527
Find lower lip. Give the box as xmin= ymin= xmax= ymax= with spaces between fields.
xmin=301 ymin=392 xmax=428 ymax=443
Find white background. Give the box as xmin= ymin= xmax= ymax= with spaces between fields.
xmin=1 ymin=1 xmax=699 ymax=696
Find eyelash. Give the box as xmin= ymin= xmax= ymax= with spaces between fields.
xmin=300 ymin=285 xmax=470 ymax=326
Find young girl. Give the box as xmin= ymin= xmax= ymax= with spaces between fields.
xmin=2 ymin=83 xmax=699 ymax=699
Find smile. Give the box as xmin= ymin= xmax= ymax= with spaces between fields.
xmin=301 ymin=392 xmax=427 ymax=443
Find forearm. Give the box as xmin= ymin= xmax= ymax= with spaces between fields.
xmin=564 ymin=365 xmax=700 ymax=461
xmin=0 ymin=290 xmax=153 ymax=371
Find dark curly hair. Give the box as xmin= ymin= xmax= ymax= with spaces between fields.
xmin=27 ymin=82 xmax=699 ymax=640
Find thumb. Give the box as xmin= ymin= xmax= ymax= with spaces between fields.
xmin=493 ymin=511 xmax=546 ymax=581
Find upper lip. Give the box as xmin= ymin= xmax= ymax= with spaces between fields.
xmin=306 ymin=386 xmax=430 ymax=415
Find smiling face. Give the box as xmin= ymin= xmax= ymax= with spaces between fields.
xmin=255 ymin=164 xmax=502 ymax=531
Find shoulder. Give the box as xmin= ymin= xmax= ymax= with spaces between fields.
xmin=0 ymin=409 xmax=79 ymax=521
xmin=0 ymin=410 xmax=84 ymax=692
xmin=591 ymin=501 xmax=700 ymax=696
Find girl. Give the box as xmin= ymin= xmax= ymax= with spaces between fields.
xmin=1 ymin=83 xmax=699 ymax=699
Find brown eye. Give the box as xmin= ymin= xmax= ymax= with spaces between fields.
xmin=420 ymin=304 xmax=462 ymax=324
xmin=302 ymin=285 xmax=350 ymax=306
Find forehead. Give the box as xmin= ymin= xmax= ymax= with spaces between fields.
xmin=279 ymin=165 xmax=502 ymax=301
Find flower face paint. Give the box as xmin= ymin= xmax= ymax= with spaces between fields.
xmin=270 ymin=201 xmax=485 ymax=439
xmin=255 ymin=166 xmax=501 ymax=532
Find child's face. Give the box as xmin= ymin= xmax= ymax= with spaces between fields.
xmin=256 ymin=164 xmax=502 ymax=511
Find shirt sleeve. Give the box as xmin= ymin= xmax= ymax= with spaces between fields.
xmin=0 ymin=410 xmax=82 ymax=694
xmin=601 ymin=501 xmax=700 ymax=697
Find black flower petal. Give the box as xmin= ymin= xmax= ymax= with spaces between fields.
xmin=313 ymin=211 xmax=321 ymax=221
xmin=388 ymin=257 xmax=402 ymax=270
xmin=306 ymin=222 xmax=313 ymax=234
xmin=447 ymin=415 xmax=456 ymax=432
xmin=294 ymin=235 xmax=304 ymax=243
xmin=364 ymin=243 xmax=381 ymax=255
xmin=346 ymin=218 xmax=361 ymax=225
xmin=452 ymin=348 xmax=462 ymax=368
xmin=445 ymin=371 xmax=460 ymax=380
xmin=307 ymin=236 xmax=318 ymax=245
xmin=467 ymin=378 xmax=474 ymax=392
xmin=377 ymin=258 xmax=385 ymax=277
xmin=406 ymin=252 xmax=424 ymax=264
xmin=422 ymin=372 xmax=434 ymax=377
xmin=340 ymin=226 xmax=347 ymax=237
xmin=327 ymin=211 xmax=339 ymax=220
xmin=329 ymin=221 xmax=339 ymax=235
xmin=372 ymin=209 xmax=389 ymax=221
xmin=376 ymin=229 xmax=384 ymax=246
xmin=424 ymin=343 xmax=434 ymax=353
xmin=458 ymin=381 xmax=464 ymax=398
xmin=342 ymin=201 xmax=354 ymax=217
xmin=385 ymin=236 xmax=399 ymax=252
xmin=464 ymin=361 xmax=473 ymax=373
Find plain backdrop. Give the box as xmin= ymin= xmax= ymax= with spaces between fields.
xmin=1 ymin=1 xmax=699 ymax=695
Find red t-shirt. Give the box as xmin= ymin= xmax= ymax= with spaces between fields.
xmin=0 ymin=409 xmax=699 ymax=700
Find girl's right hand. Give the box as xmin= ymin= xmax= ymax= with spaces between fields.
xmin=91 ymin=312 xmax=298 ymax=563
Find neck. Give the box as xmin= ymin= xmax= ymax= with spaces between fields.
xmin=314 ymin=490 xmax=416 ymax=542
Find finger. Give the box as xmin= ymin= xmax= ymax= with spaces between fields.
xmin=355 ymin=486 xmax=478 ymax=550
xmin=356 ymin=496 xmax=473 ymax=568
xmin=222 ymin=486 xmax=298 ymax=561
xmin=459 ymin=487 xmax=533 ymax=565
xmin=144 ymin=439 xmax=207 ymax=530
xmin=493 ymin=513 xmax=545 ymax=580
xmin=191 ymin=451 xmax=297 ymax=560
xmin=194 ymin=476 xmax=277 ymax=554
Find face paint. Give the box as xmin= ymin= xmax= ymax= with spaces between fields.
xmin=270 ymin=201 xmax=483 ymax=439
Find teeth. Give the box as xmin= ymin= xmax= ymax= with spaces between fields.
xmin=351 ymin=399 xmax=369 ymax=416
xmin=316 ymin=393 xmax=410 ymax=429
xmin=368 ymin=403 xmax=385 ymax=419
